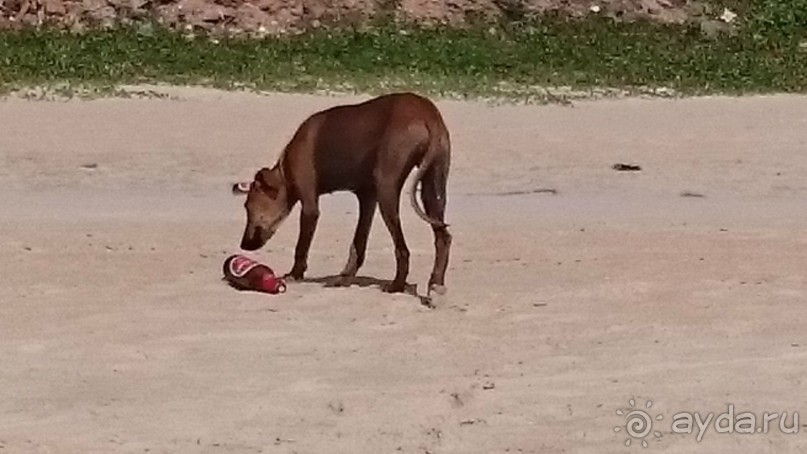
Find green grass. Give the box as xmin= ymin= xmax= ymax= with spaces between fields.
xmin=0 ymin=13 xmax=805 ymax=101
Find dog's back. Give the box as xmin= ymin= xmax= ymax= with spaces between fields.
xmin=287 ymin=93 xmax=447 ymax=194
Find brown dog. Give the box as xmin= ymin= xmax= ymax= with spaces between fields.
xmin=238 ymin=92 xmax=452 ymax=295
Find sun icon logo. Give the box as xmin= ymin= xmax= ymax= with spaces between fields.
xmin=614 ymin=398 xmax=664 ymax=448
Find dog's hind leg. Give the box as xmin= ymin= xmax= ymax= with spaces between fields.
xmin=421 ymin=155 xmax=451 ymax=296
xmin=377 ymin=179 xmax=410 ymax=294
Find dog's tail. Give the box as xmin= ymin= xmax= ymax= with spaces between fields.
xmin=408 ymin=125 xmax=449 ymax=229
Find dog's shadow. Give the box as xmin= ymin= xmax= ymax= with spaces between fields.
xmin=301 ymin=274 xmax=434 ymax=307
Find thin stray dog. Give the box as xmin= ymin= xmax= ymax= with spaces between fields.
xmin=237 ymin=92 xmax=452 ymax=296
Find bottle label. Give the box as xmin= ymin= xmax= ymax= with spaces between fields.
xmin=229 ymin=255 xmax=260 ymax=278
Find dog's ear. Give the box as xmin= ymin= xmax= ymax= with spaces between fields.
xmin=254 ymin=167 xmax=273 ymax=188
xmin=254 ymin=167 xmax=279 ymax=199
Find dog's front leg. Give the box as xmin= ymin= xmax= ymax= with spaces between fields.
xmin=287 ymin=201 xmax=319 ymax=281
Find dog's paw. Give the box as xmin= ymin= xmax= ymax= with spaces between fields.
xmin=284 ymin=270 xmax=305 ymax=281
xmin=429 ymin=284 xmax=447 ymax=296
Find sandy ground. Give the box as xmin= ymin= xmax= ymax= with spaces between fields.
xmin=1 ymin=89 xmax=806 ymax=454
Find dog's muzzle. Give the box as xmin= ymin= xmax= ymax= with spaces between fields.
xmin=240 ymin=226 xmax=270 ymax=251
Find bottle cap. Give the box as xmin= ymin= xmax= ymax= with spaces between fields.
xmin=261 ymin=273 xmax=286 ymax=294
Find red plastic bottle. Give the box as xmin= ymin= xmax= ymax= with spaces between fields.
xmin=223 ymin=254 xmax=286 ymax=294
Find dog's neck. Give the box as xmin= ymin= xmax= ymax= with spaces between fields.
xmin=274 ymin=151 xmax=299 ymax=208
xmin=273 ymin=147 xmax=288 ymax=182
xmin=276 ymin=159 xmax=286 ymax=181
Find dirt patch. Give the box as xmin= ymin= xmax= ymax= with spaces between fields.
xmin=0 ymin=0 xmax=716 ymax=36
xmin=1 ymin=90 xmax=806 ymax=453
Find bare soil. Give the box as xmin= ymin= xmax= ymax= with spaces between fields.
xmin=1 ymin=89 xmax=806 ymax=453
xmin=1 ymin=0 xmax=713 ymax=36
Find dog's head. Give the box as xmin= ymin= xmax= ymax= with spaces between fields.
xmin=239 ymin=166 xmax=291 ymax=251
